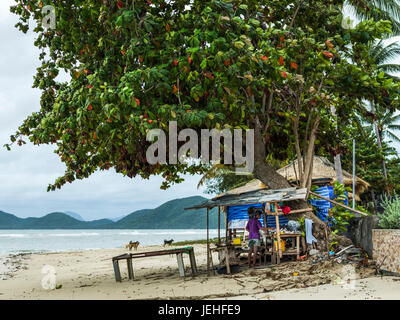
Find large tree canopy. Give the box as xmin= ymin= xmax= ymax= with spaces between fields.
xmin=7 ymin=0 xmax=400 ymax=193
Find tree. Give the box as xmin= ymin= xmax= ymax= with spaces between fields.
xmin=7 ymin=0 xmax=400 ymax=204
xmin=341 ymin=128 xmax=400 ymax=207
xmin=374 ymin=109 xmax=400 ymax=143
xmin=345 ymin=0 xmax=400 ymax=35
xmin=337 ymin=2 xmax=400 ymax=185
xmin=354 ymin=40 xmax=400 ymax=181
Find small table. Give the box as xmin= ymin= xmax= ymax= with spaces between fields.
xmin=112 ymin=246 xmax=197 ymax=282
xmin=263 ymin=233 xmax=302 ymax=264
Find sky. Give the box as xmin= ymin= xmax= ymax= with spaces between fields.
xmin=0 ymin=1 xmax=208 ymax=220
xmin=1 ymin=2 xmax=400 ymax=220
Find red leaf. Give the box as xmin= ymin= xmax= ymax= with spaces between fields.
xmin=116 ymin=0 xmax=124 ymax=9
xmin=322 ymin=51 xmax=334 ymax=59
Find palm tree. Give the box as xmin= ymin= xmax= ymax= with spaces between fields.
xmin=350 ymin=41 xmax=400 ymax=184
xmin=345 ymin=0 xmax=400 ymax=35
xmin=367 ymin=108 xmax=400 ymax=143
xmin=335 ymin=2 xmax=400 ymax=186
xmin=368 ymin=41 xmax=400 ymax=179
xmin=369 ymin=40 xmax=400 ymax=79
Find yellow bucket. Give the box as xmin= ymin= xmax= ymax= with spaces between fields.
xmin=274 ymin=240 xmax=286 ymax=252
xmin=233 ymin=238 xmax=241 ymax=245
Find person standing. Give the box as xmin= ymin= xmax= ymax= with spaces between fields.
xmin=246 ymin=207 xmax=262 ymax=267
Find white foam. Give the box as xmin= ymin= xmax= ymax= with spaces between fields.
xmin=117 ymin=231 xmax=149 ymax=235
xmin=0 ymin=234 xmax=27 ymax=238
xmin=47 ymin=232 xmax=100 ymax=237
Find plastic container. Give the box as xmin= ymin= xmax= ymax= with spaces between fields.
xmin=274 ymin=239 xmax=286 ymax=252
xmin=233 ymin=238 xmax=241 ymax=245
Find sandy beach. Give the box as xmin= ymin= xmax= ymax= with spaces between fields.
xmin=0 ymin=244 xmax=399 ymax=300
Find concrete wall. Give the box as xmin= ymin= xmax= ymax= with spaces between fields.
xmin=372 ymin=229 xmax=400 ymax=274
xmin=348 ymin=215 xmax=380 ymax=257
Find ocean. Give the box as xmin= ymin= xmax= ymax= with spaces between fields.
xmin=0 ymin=229 xmax=225 ymax=255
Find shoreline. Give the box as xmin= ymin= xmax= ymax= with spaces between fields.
xmin=1 ymin=244 xmax=399 ymax=300
xmin=0 ymin=253 xmax=30 ymax=281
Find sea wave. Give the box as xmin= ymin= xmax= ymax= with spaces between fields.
xmin=0 ymin=234 xmax=27 ymax=238
xmin=153 ymin=230 xmax=218 ymax=235
xmin=47 ymin=232 xmax=101 ymax=237
xmin=117 ymin=231 xmax=149 ymax=235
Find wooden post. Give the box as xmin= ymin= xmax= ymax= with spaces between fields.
xmin=296 ymin=235 xmax=300 ymax=260
xmin=176 ymin=253 xmax=185 ymax=277
xmin=189 ymin=249 xmax=197 ymax=275
xmin=309 ymin=191 xmax=368 ymax=216
xmin=271 ymin=234 xmax=276 ymax=264
xmin=273 ymin=203 xmax=282 ymax=263
xmin=207 ymin=208 xmax=210 ymax=275
xmin=263 ymin=203 xmax=267 ymax=228
xmin=301 ymin=236 xmax=306 ymax=253
xmin=113 ymin=260 xmax=121 ymax=282
xmin=225 ymin=247 xmax=231 ymax=275
xmin=127 ymin=258 xmax=134 ymax=280
xmin=225 ymin=207 xmax=229 ymax=245
xmin=218 ymin=206 xmax=221 ymax=245
xmin=324 ymin=222 xmax=329 ymax=254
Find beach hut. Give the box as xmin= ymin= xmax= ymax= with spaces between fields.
xmin=185 ymin=187 xmax=309 ymax=273
xmin=277 ymin=156 xmax=370 ymax=201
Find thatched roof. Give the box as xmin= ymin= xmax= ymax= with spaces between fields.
xmin=215 ymin=179 xmax=268 ymax=199
xmin=216 ymin=156 xmax=369 ymax=201
xmin=277 ymin=156 xmax=370 ymax=200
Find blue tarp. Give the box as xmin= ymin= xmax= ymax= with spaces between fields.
xmin=308 ymin=186 xmax=348 ymax=224
xmin=226 ymin=203 xmax=288 ymax=228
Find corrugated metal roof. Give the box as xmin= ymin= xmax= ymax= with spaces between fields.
xmin=185 ymin=187 xmax=308 ymax=210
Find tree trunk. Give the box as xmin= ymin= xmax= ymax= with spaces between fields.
xmin=330 ymin=105 xmax=344 ymax=184
xmin=334 ymin=154 xmax=344 ymax=184
xmin=251 ymin=118 xmax=331 ymax=251
xmin=253 ymin=118 xmax=292 ymax=189
xmin=371 ymin=103 xmax=388 ymax=180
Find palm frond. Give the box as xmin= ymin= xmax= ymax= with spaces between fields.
xmin=364 ymin=0 xmax=400 ymax=21
xmin=374 ymin=43 xmax=400 ymax=65
xmin=385 ymin=129 xmax=400 ymax=143
xmin=388 ymin=123 xmax=400 ymax=130
xmin=348 ymin=0 xmax=400 ymax=35
xmin=197 ymin=163 xmax=226 ymax=189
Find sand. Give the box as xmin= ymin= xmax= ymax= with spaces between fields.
xmin=0 ymin=244 xmax=399 ymax=300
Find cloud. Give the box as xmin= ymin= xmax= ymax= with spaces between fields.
xmin=0 ymin=2 xmax=207 ymax=220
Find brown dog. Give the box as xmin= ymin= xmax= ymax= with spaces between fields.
xmin=125 ymin=241 xmax=140 ymax=251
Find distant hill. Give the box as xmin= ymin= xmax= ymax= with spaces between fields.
xmin=64 ymin=211 xmax=85 ymax=221
xmin=110 ymin=215 xmax=127 ymax=222
xmin=112 ymin=196 xmax=220 ymax=229
xmin=0 ymin=196 xmax=222 ymax=229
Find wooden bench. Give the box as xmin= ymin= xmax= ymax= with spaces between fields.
xmin=111 ymin=246 xmax=197 ymax=282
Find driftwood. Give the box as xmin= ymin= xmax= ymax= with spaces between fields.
xmin=309 ymin=191 xmax=368 ymax=217
xmin=335 ymin=245 xmax=354 ymax=256
xmin=289 ymin=208 xmax=313 ymax=214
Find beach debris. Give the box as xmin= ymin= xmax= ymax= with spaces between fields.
xmin=288 ymin=220 xmax=301 ymax=232
xmin=297 ymin=254 xmax=307 ymax=261
xmin=309 ymin=249 xmax=320 ymax=256
xmin=335 ymin=245 xmax=354 ymax=256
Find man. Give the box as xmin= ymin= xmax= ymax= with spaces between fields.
xmin=246 ymin=207 xmax=262 ymax=268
